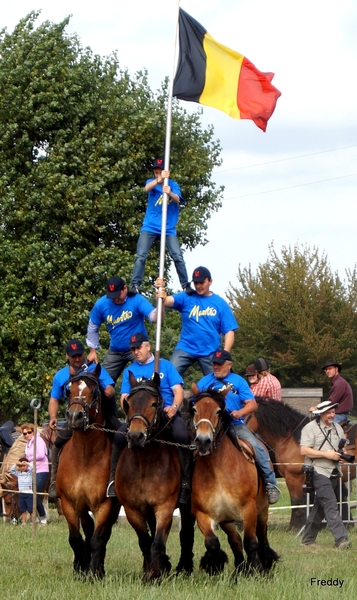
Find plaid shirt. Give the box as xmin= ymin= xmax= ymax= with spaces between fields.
xmin=250 ymin=373 xmax=282 ymax=401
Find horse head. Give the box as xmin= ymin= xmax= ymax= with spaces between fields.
xmin=124 ymin=372 xmax=163 ymax=449
xmin=65 ymin=364 xmax=102 ymax=430
xmin=190 ymin=383 xmax=229 ymax=456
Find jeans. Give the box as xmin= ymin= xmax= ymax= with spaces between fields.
xmin=233 ymin=424 xmax=277 ymax=486
xmin=302 ymin=471 xmax=348 ymax=546
xmin=131 ymin=231 xmax=189 ymax=288
xmin=36 ymin=472 xmax=49 ymax=518
xmin=102 ymin=349 xmax=134 ymax=383
xmin=334 ymin=413 xmax=349 ymax=424
xmin=170 ymin=349 xmax=214 ymax=377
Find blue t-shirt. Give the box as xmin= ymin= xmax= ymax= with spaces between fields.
xmin=89 ymin=295 xmax=155 ymax=352
xmin=141 ymin=178 xmax=183 ymax=236
xmin=50 ymin=363 xmax=114 ymax=401
xmin=121 ymin=357 xmax=183 ymax=408
xmin=197 ymin=372 xmax=255 ymax=425
xmin=172 ymin=292 xmax=238 ymax=356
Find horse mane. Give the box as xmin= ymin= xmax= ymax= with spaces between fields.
xmin=254 ymin=398 xmax=309 ymax=442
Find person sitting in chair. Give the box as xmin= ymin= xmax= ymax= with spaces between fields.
xmin=197 ymin=350 xmax=280 ymax=504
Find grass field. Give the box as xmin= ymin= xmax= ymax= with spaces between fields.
xmin=1 ymin=483 xmax=356 ymax=600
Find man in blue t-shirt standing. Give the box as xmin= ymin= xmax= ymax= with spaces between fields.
xmin=86 ymin=275 xmax=159 ymax=383
xmin=156 ymin=266 xmax=238 ymax=376
xmin=48 ymin=338 xmax=120 ymax=501
xmin=128 ymin=157 xmax=193 ymax=296
xmin=197 ymin=350 xmax=280 ymax=504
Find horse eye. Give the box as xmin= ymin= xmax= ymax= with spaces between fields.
xmin=151 ymin=402 xmax=158 ymax=408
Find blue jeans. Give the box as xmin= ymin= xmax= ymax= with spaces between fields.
xmin=233 ymin=424 xmax=277 ymax=486
xmin=334 ymin=413 xmax=349 ymax=424
xmin=131 ymin=231 xmax=189 ymax=288
xmin=36 ymin=472 xmax=49 ymax=517
xmin=171 ymin=349 xmax=214 ymax=377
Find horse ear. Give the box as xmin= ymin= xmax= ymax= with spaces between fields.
xmin=153 ymin=372 xmax=160 ymax=387
xmin=129 ymin=371 xmax=137 ymax=387
xmin=123 ymin=397 xmax=129 ymax=415
xmin=69 ymin=366 xmax=76 ymax=377
xmin=94 ymin=363 xmax=101 ymax=378
xmin=191 ymin=383 xmax=199 ymax=396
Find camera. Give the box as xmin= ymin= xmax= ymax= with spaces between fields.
xmin=338 ymin=438 xmax=355 ymax=463
xmin=301 ymin=464 xmax=314 ymax=492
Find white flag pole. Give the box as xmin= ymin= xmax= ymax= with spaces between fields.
xmin=154 ymin=0 xmax=181 ymax=373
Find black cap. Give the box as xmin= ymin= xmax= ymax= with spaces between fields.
xmin=254 ymin=358 xmax=270 ymax=372
xmin=153 ymin=157 xmax=164 ymax=170
xmin=130 ymin=332 xmax=149 ymax=348
xmin=192 ymin=266 xmax=211 ymax=282
xmin=321 ymin=359 xmax=342 ymax=372
xmin=66 ymin=339 xmax=85 ymax=357
xmin=106 ymin=276 xmax=125 ymax=299
xmin=212 ymin=350 xmax=232 ymax=364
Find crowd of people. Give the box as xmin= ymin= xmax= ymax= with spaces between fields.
xmin=8 ymin=159 xmax=354 ymax=545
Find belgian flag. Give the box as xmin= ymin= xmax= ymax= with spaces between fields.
xmin=173 ymin=9 xmax=281 ymax=132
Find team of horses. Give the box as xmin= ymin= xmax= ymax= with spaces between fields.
xmin=51 ymin=369 xmax=279 ymax=580
xmin=4 ymin=372 xmax=355 ymax=580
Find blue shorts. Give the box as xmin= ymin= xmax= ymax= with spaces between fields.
xmin=18 ymin=493 xmax=33 ymax=514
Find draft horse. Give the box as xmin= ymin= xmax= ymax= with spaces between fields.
xmin=190 ymin=384 xmax=278 ymax=575
xmin=247 ymin=398 xmax=357 ymax=529
xmin=115 ymin=373 xmax=195 ymax=581
xmin=57 ymin=365 xmax=119 ymax=579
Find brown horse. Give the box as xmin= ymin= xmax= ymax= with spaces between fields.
xmin=116 ymin=373 xmax=195 ymax=581
xmin=190 ymin=385 xmax=278 ymax=575
xmin=247 ymin=397 xmax=357 ymax=529
xmin=57 ymin=365 xmax=119 ymax=578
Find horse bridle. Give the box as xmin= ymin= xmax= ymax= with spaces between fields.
xmin=191 ymin=392 xmax=225 ymax=444
xmin=66 ymin=373 xmax=101 ymax=430
xmin=126 ymin=383 xmax=164 ymax=441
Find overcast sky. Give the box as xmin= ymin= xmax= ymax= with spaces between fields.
xmin=2 ymin=0 xmax=357 ymax=297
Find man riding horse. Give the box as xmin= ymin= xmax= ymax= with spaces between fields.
xmin=106 ymin=332 xmax=192 ymax=504
xmin=48 ymin=338 xmax=120 ymax=501
xmin=196 ymin=350 xmax=281 ymax=504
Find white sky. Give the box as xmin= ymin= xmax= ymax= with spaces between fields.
xmin=2 ymin=0 xmax=357 ymax=297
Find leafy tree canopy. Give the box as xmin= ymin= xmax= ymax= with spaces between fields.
xmin=227 ymin=243 xmax=357 ymax=405
xmin=0 ymin=13 xmax=223 ymax=421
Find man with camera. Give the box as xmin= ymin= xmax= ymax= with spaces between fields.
xmin=300 ymin=401 xmax=352 ymax=550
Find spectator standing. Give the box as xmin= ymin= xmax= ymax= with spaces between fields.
xmin=9 ymin=457 xmax=33 ymax=525
xmin=21 ymin=424 xmax=49 ymax=525
xmin=300 ymin=401 xmax=351 ymax=549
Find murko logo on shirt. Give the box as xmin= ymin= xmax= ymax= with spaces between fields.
xmin=188 ymin=305 xmax=217 ymax=322
xmin=106 ymin=311 xmax=133 ymax=326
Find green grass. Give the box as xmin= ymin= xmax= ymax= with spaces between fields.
xmin=1 ymin=496 xmax=356 ymax=600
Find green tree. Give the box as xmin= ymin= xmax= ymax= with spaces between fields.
xmin=0 ymin=13 xmax=223 ymax=421
xmin=227 ymin=244 xmax=357 ymax=402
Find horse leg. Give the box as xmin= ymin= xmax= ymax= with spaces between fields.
xmin=125 ymin=506 xmax=154 ymax=577
xmin=196 ymin=510 xmax=228 ymax=575
xmin=175 ymin=505 xmax=195 ymax=575
xmin=147 ymin=509 xmax=174 ymax=580
xmin=285 ymin=472 xmax=306 ymax=530
xmin=219 ymin=520 xmax=245 ymax=572
xmin=88 ymin=502 xmax=119 ymax=579
xmin=61 ymin=498 xmax=89 ymax=575
xmin=256 ymin=512 xmax=279 ymax=572
xmin=241 ymin=501 xmax=263 ymax=574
